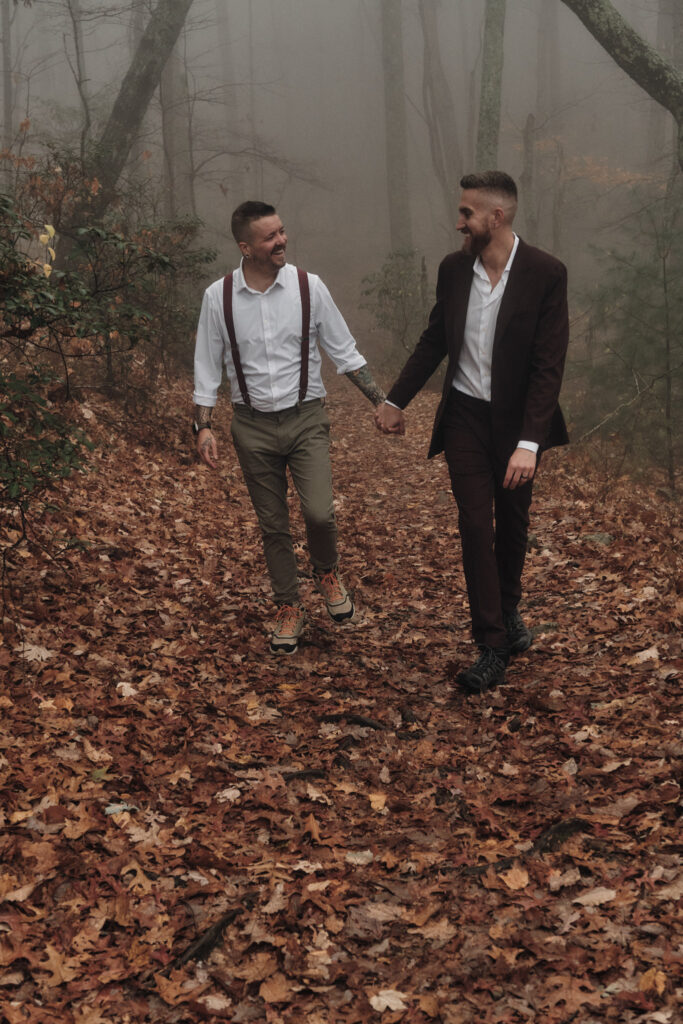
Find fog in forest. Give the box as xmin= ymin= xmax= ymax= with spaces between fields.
xmin=2 ymin=0 xmax=681 ymax=483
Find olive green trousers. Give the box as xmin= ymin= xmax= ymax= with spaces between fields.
xmin=230 ymin=399 xmax=338 ymax=604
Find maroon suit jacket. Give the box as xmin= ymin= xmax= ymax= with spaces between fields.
xmin=386 ymin=238 xmax=569 ymax=459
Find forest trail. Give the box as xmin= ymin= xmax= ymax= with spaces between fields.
xmin=1 ymin=372 xmax=681 ymax=1023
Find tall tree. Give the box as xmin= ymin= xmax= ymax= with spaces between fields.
xmin=160 ymin=33 xmax=196 ymax=218
xmin=475 ymin=0 xmax=506 ymax=169
xmin=559 ymin=0 xmax=683 ymax=172
xmin=90 ymin=0 xmax=194 ymax=214
xmin=380 ymin=0 xmax=412 ymax=253
xmin=419 ymin=0 xmax=461 ymax=240
xmin=1 ymin=0 xmax=12 ymax=181
xmin=65 ymin=0 xmax=91 ymax=162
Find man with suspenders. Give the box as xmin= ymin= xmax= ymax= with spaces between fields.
xmin=192 ymin=201 xmax=386 ymax=654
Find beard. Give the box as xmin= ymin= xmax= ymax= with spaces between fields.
xmin=461 ymin=229 xmax=491 ymax=256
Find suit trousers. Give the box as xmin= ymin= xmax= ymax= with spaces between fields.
xmin=230 ymin=399 xmax=338 ymax=605
xmin=442 ymin=390 xmax=534 ymax=649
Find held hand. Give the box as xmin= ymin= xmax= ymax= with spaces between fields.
xmin=196 ymin=429 xmax=218 ymax=469
xmin=503 ymin=447 xmax=536 ymax=489
xmin=375 ymin=402 xmax=406 ymax=436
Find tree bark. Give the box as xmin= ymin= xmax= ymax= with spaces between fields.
xmin=559 ymin=0 xmax=683 ymax=171
xmin=90 ymin=0 xmax=195 ymax=208
xmin=160 ymin=36 xmax=196 ymax=219
xmin=381 ymin=0 xmax=413 ymax=253
xmin=476 ymin=0 xmax=506 ymax=170
xmin=419 ymin=0 xmax=461 ymax=241
xmin=65 ymin=0 xmax=91 ymax=163
xmin=2 ymin=0 xmax=12 ymax=174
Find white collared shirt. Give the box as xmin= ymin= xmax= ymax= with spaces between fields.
xmin=453 ymin=233 xmax=519 ymax=401
xmin=193 ymin=261 xmax=366 ymax=412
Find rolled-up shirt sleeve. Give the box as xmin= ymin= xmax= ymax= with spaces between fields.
xmin=312 ymin=277 xmax=366 ymax=374
xmin=192 ymin=287 xmax=225 ymax=407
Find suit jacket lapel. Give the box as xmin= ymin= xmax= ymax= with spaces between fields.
xmin=449 ymin=256 xmax=474 ymax=351
xmin=493 ymin=238 xmax=532 ymax=347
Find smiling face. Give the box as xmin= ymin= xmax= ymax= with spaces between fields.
xmin=240 ymin=214 xmax=287 ymax=274
xmin=456 ymin=189 xmax=497 ymax=256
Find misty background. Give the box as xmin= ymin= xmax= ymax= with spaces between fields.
xmin=1 ymin=0 xmax=681 ymax=488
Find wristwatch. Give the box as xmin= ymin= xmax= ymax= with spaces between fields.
xmin=192 ymin=420 xmax=212 ymax=435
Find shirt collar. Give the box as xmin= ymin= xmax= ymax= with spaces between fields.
xmin=473 ymin=232 xmax=519 ymax=282
xmin=235 ymin=258 xmax=288 ymax=294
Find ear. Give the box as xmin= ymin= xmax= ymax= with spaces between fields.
xmin=491 ymin=205 xmax=505 ymax=228
xmin=238 ymin=239 xmax=250 ymax=259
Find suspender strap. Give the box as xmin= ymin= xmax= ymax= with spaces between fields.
xmin=222 ymin=273 xmax=251 ymax=407
xmin=297 ymin=267 xmax=310 ymax=406
xmin=222 ymin=268 xmax=311 ymax=408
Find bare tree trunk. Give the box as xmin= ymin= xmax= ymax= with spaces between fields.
xmin=381 ymin=0 xmax=412 ymax=253
xmin=476 ymin=0 xmax=506 ymax=170
xmin=2 ymin=0 xmax=12 ymax=187
xmin=214 ymin=0 xmax=245 ymax=204
xmin=54 ymin=0 xmax=194 ymax=267
xmin=646 ymin=0 xmax=673 ymax=167
xmin=160 ymin=34 xmax=196 ymax=219
xmin=419 ymin=0 xmax=461 ymax=241
xmin=559 ymin=0 xmax=683 ymax=171
xmin=65 ymin=0 xmax=91 ymax=162
xmin=519 ymin=113 xmax=538 ymax=244
xmin=91 ymin=0 xmax=194 ymax=209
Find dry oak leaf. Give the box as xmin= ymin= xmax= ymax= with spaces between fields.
xmin=545 ymin=974 xmax=602 ymax=1013
xmin=263 ymin=882 xmax=288 ymax=914
xmin=573 ymin=886 xmax=616 ymax=907
xmin=231 ymin=951 xmax=279 ymax=982
xmin=419 ymin=993 xmax=441 ymax=1018
xmin=639 ymin=968 xmax=667 ymax=995
xmin=81 ymin=738 xmax=112 ymax=765
xmin=18 ymin=643 xmax=52 ymax=663
xmin=369 ymin=989 xmax=410 ymax=1012
xmin=628 ymin=645 xmax=660 ymax=665
xmin=412 ymin=917 xmax=458 ymax=944
xmin=259 ymin=971 xmax=292 ymax=1004
xmin=499 ymin=864 xmax=529 ymax=891
xmin=303 ymin=812 xmax=321 ymax=843
xmin=38 ymin=944 xmax=79 ymax=986
xmin=155 ymin=970 xmax=210 ymax=1006
xmin=369 ymin=792 xmax=387 ymax=812
xmin=346 ymin=849 xmax=374 ymax=866
xmin=0 ymin=880 xmax=37 ymax=903
xmin=656 ymin=874 xmax=683 ymax=901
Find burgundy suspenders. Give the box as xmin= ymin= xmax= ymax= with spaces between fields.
xmin=222 ymin=268 xmax=311 ymax=408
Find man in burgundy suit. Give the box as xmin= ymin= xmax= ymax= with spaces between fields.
xmin=376 ymin=171 xmax=569 ymax=695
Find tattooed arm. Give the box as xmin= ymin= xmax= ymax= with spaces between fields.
xmin=194 ymin=404 xmax=218 ymax=469
xmin=344 ymin=364 xmax=386 ymax=407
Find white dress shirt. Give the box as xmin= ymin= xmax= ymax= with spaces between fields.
xmin=193 ymin=261 xmax=366 ymax=412
xmin=452 ymin=234 xmax=537 ymax=454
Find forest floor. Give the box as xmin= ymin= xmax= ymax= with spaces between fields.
xmin=0 ymin=371 xmax=681 ymax=1024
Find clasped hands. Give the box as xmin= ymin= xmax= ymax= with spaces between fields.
xmin=374 ymin=401 xmax=405 ymax=436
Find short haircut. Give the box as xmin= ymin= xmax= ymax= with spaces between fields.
xmin=231 ymin=201 xmax=277 ymax=243
xmin=460 ymin=171 xmax=518 ymax=201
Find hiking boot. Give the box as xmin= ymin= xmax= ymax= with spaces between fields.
xmin=314 ymin=568 xmax=355 ymax=622
xmin=270 ymin=603 xmax=306 ymax=654
xmin=503 ymin=609 xmax=533 ymax=654
xmin=456 ymin=646 xmax=508 ymax=695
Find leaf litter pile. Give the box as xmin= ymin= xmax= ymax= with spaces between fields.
xmin=1 ymin=373 xmax=681 ymax=1024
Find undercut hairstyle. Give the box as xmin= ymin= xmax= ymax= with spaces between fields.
xmin=231 ymin=201 xmax=277 ymax=244
xmin=460 ymin=171 xmax=517 ymax=200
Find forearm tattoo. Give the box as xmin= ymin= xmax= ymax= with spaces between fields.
xmin=195 ymin=405 xmax=213 ymax=428
xmin=345 ymin=364 xmax=386 ymax=407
